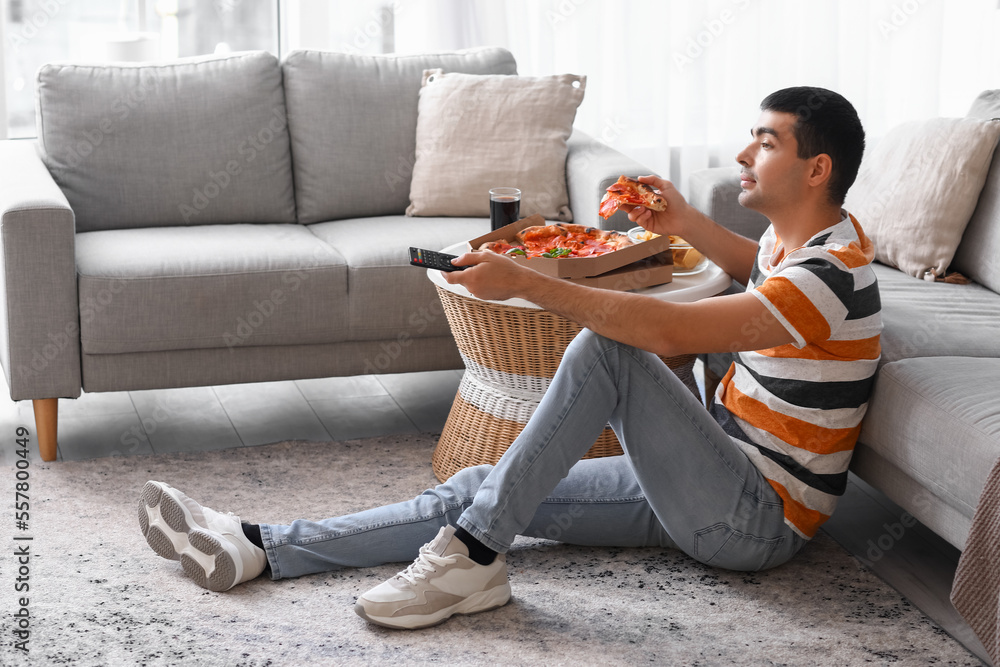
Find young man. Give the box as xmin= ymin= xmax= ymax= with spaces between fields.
xmin=139 ymin=86 xmax=880 ymax=630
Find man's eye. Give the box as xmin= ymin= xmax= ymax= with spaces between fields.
xmin=761 ymin=142 xmax=772 ymax=149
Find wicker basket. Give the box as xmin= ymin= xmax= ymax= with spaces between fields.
xmin=432 ymin=285 xmax=697 ymax=482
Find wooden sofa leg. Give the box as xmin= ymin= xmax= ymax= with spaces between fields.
xmin=32 ymin=398 xmax=58 ymax=462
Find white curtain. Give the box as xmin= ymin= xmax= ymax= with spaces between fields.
xmin=0 ymin=6 xmax=7 ymax=140
xmin=392 ymin=0 xmax=1000 ymax=195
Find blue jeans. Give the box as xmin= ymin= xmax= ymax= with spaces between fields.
xmin=260 ymin=330 xmax=806 ymax=579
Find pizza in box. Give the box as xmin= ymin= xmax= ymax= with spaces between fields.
xmin=478 ymin=223 xmax=634 ymax=259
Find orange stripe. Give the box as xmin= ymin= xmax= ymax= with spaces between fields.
xmin=722 ymin=383 xmax=860 ymax=455
xmin=849 ymin=215 xmax=876 ymax=263
xmin=755 ymin=335 xmax=881 ymax=361
xmin=717 ymin=362 xmax=737 ymax=395
xmin=826 ymin=216 xmax=875 ymax=269
xmin=828 ymin=243 xmax=871 ymax=269
xmin=768 ymin=479 xmax=829 ymax=538
xmin=756 ymin=278 xmax=830 ymax=343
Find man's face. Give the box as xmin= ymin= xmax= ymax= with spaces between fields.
xmin=735 ymin=110 xmax=809 ymax=216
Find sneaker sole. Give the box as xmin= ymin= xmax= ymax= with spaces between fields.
xmin=138 ymin=481 xmax=241 ymax=592
xmin=354 ymin=582 xmax=512 ymax=630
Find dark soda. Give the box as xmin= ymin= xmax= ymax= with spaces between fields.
xmin=490 ymin=197 xmax=520 ymax=231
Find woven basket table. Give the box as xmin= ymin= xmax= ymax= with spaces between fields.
xmin=432 ymin=285 xmax=699 ymax=482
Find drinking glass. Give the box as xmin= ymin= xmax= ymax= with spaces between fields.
xmin=489 ymin=187 xmax=521 ymax=231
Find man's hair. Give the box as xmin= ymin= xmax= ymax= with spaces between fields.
xmin=760 ymin=86 xmax=865 ymax=206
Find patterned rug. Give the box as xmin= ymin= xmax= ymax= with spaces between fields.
xmin=0 ymin=434 xmax=982 ymax=666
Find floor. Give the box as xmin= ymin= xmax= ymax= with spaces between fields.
xmin=1 ymin=365 xmax=989 ymax=664
xmin=0 ymin=369 xmax=464 ymax=466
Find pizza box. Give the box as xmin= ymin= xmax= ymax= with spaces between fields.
xmin=569 ymin=253 xmax=673 ymax=290
xmin=466 ymin=214 xmax=673 ymax=280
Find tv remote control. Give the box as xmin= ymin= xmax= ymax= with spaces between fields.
xmin=409 ymin=247 xmax=468 ymax=272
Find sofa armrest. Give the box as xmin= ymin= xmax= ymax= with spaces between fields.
xmin=0 ymin=140 xmax=81 ymax=400
xmin=688 ymin=166 xmax=771 ymax=243
xmin=565 ymin=129 xmax=652 ymax=232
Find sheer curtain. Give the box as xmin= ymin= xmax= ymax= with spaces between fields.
xmin=392 ymin=0 xmax=1000 ymax=194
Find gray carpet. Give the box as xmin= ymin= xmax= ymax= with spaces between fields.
xmin=1 ymin=434 xmax=982 ymax=666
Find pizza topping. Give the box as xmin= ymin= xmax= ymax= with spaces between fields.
xmin=478 ymin=223 xmax=634 ymax=259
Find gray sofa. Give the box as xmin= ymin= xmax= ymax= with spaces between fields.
xmin=0 ymin=47 xmax=645 ymax=461
xmin=691 ymin=90 xmax=1000 ymax=552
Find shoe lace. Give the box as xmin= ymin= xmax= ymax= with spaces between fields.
xmin=396 ymin=545 xmax=454 ymax=585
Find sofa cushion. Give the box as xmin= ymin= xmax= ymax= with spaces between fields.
xmin=857 ymin=357 xmax=1000 ymax=536
xmin=36 ymin=51 xmax=297 ymax=232
xmin=873 ymin=263 xmax=1000 ymax=364
xmin=405 ymin=70 xmax=585 ymax=222
xmin=281 ymin=47 xmax=517 ymax=224
xmin=954 ymin=90 xmax=1000 ymax=292
xmin=845 ymin=117 xmax=1000 ymax=280
xmin=75 ymin=224 xmax=347 ymax=354
xmin=305 ymin=215 xmax=487 ymax=341
xmin=969 ymin=89 xmax=1000 ymax=118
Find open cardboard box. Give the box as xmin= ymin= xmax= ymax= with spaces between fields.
xmin=466 ymin=214 xmax=673 ymax=290
xmin=570 ymin=253 xmax=674 ymax=290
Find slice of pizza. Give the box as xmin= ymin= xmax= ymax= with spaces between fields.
xmin=557 ymin=224 xmax=635 ymax=253
xmin=478 ymin=239 xmax=529 ymax=256
xmin=598 ymin=176 xmax=668 ymax=219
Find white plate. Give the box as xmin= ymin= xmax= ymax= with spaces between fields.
xmin=629 ymin=226 xmax=707 ymax=275
xmin=673 ymin=255 xmax=710 ymax=276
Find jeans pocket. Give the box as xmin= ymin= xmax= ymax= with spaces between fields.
xmin=693 ymin=523 xmax=785 ymax=572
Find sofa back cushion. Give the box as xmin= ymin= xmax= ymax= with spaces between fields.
xmin=35 ymin=51 xmax=297 ymax=232
xmin=953 ymin=90 xmax=1000 ymax=292
xmin=281 ymin=47 xmax=517 ymax=224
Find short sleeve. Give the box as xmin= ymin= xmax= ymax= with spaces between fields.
xmin=752 ymin=259 xmax=852 ymax=348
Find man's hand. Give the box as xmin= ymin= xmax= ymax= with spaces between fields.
xmin=626 ymin=175 xmax=697 ymax=239
xmin=626 ymin=174 xmax=760 ymax=285
xmin=442 ymin=251 xmax=537 ymax=301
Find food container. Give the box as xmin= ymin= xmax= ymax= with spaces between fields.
xmin=628 ymin=227 xmax=706 ymax=274
xmin=468 ymin=214 xmax=673 ymax=284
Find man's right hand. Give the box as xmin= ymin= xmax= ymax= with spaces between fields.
xmin=626 ymin=174 xmax=760 ymax=286
xmin=626 ymin=175 xmax=696 ymax=239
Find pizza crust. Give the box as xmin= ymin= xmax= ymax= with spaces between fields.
xmin=629 ymin=179 xmax=667 ymax=211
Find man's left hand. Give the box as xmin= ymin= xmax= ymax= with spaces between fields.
xmin=442 ymin=251 xmax=536 ymax=301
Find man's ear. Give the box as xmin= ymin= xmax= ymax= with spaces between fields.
xmin=808 ymin=154 xmax=834 ymax=189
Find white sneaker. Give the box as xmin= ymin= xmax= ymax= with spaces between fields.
xmin=354 ymin=525 xmax=511 ymax=629
xmin=138 ymin=480 xmax=267 ymax=591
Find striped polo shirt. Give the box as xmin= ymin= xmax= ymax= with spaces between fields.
xmin=711 ymin=213 xmax=882 ymax=539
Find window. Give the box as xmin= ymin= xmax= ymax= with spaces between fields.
xmin=2 ymin=0 xmax=279 ymax=138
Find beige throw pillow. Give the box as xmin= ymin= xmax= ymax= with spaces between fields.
xmin=845 ymin=117 xmax=1000 ymax=280
xmin=406 ymin=69 xmax=586 ymax=221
